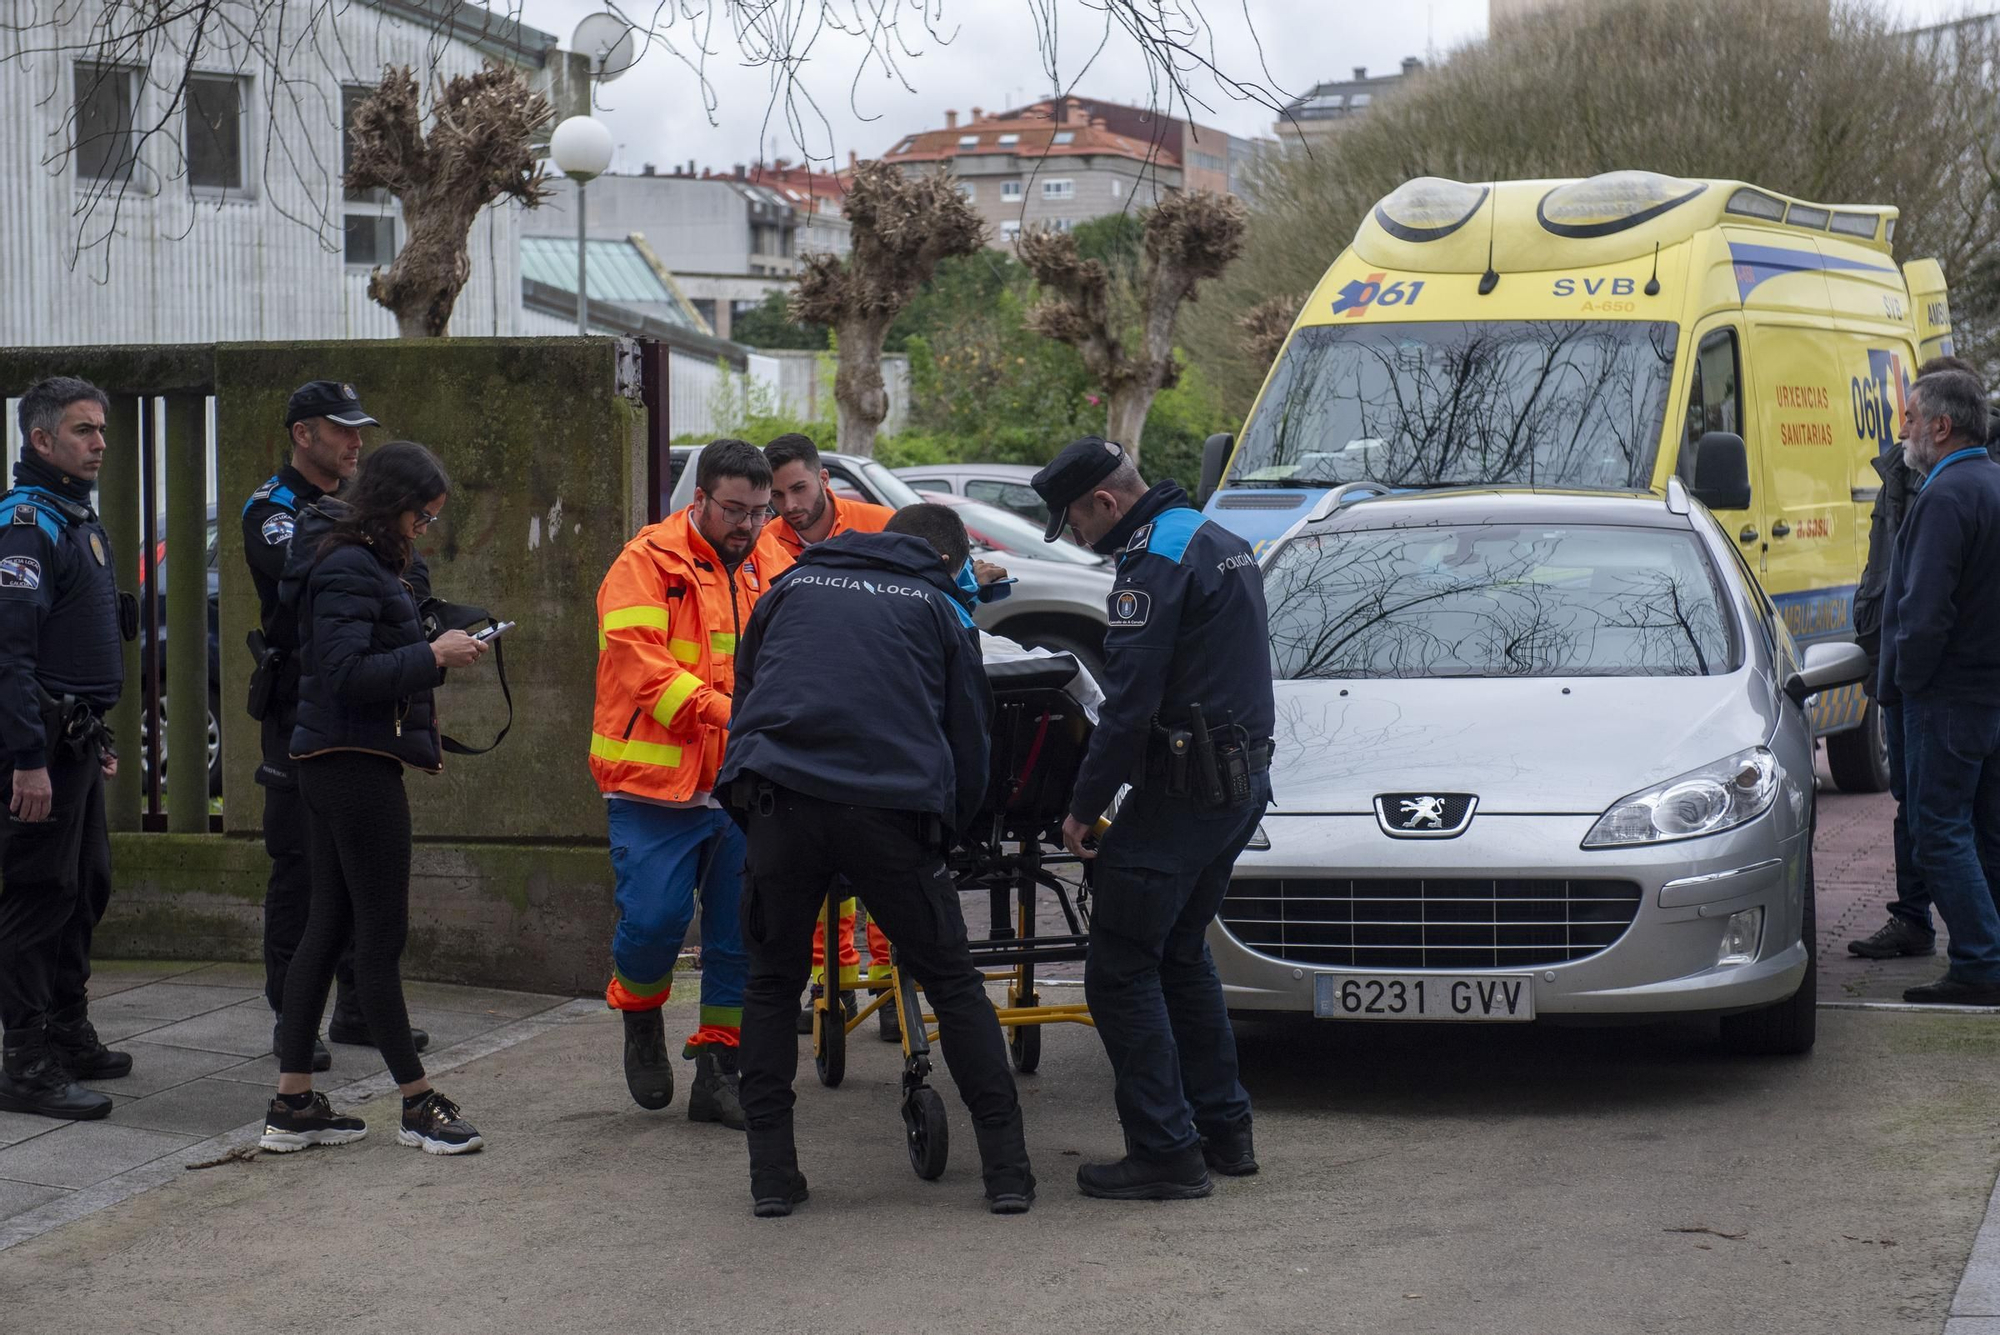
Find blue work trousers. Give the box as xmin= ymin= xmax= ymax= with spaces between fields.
xmin=607 ymin=800 xmax=747 ymax=1044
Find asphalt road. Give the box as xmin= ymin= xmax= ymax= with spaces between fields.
xmin=1 ymin=996 xmax=1994 ymax=1335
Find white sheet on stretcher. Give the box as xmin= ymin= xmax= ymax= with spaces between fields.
xmin=977 ymin=631 xmax=1103 ymax=725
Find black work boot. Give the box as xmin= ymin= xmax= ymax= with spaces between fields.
xmin=687 ymin=1045 xmax=746 ymax=1129
xmin=48 ymin=1002 xmax=133 ymax=1080
xmin=1076 ymin=1146 xmax=1213 ymax=1201
xmin=621 ymin=1009 xmax=675 ymax=1110
xmin=748 ymin=1122 xmax=809 ymax=1218
xmin=271 ymin=1014 xmax=332 ymax=1074
xmin=974 ymin=1117 xmax=1036 ymax=1214
xmin=1201 ymin=1118 xmax=1258 ymax=1176
xmin=1848 ymin=916 xmax=1937 ymax=959
xmin=328 ymin=1002 xmax=429 ymax=1053
xmin=0 ymin=1028 xmax=112 ymax=1121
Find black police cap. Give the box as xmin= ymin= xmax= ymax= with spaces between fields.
xmin=284 ymin=380 xmax=379 ymax=429
xmin=1031 ymin=435 xmax=1128 ymax=541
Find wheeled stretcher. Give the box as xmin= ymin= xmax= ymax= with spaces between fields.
xmin=806 ymin=650 xmax=1099 ymax=1180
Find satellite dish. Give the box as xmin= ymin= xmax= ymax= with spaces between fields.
xmin=571 ymin=14 xmax=638 ymax=83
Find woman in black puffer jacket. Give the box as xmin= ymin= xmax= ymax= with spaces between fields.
xmin=259 ymin=442 xmax=492 ymax=1158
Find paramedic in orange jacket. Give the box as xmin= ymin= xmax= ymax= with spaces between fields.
xmin=592 ymin=440 xmax=772 ymax=1126
xmin=754 ymin=435 xmax=899 ymax=1026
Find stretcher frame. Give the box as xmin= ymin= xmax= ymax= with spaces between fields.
xmin=806 ymin=664 xmax=1099 ymax=1180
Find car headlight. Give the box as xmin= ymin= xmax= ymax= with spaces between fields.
xmin=1582 ymin=746 xmax=1779 ymax=848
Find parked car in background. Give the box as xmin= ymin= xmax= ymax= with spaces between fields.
xmin=1220 ymin=482 xmax=1870 ymax=1055
xmin=138 ymin=505 xmax=223 ymax=797
xmin=912 ymin=490 xmax=1106 ymax=568
xmin=893 ymin=464 xmax=1049 ymax=527
xmin=670 ymin=444 xmax=1110 ymax=673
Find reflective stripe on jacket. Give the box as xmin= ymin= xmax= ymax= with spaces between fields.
xmin=754 ymin=492 xmax=896 ymax=582
xmin=590 ymin=507 xmax=765 ymax=801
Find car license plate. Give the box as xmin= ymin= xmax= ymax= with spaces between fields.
xmin=1313 ymin=972 xmax=1535 ymax=1022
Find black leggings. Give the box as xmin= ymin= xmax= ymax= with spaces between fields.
xmin=278 ymin=752 xmax=424 ymax=1085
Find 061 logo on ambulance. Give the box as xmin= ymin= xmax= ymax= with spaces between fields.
xmin=1330 ymin=274 xmax=1426 ymax=318
xmin=1851 ymin=349 xmax=1909 ymax=452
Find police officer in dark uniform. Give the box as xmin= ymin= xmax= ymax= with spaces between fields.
xmin=721 ymin=504 xmax=1034 ymax=1218
xmin=243 ymin=381 xmax=426 ymax=1067
xmin=1032 ymin=436 xmax=1274 ymax=1201
xmin=0 ymin=377 xmax=134 ymax=1121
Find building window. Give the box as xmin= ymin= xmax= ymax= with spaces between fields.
xmin=1042 ymin=178 xmax=1074 ymax=200
xmin=1001 ymin=180 xmax=1022 ymax=201
xmin=958 ymin=182 xmax=975 ymax=202
xmin=1189 ymin=150 xmax=1225 ymax=172
xmin=998 ymin=133 xmax=1019 ymax=145
xmin=1000 ymin=219 xmax=1022 ymax=242
xmin=342 ymin=85 xmax=397 ymax=266
xmin=1047 ymin=218 xmax=1074 ymax=233
xmin=1350 ymin=93 xmax=1373 ymax=109
xmin=1110 ymin=180 xmax=1123 ymax=199
xmin=343 ymin=214 xmax=395 ymax=266
xmin=74 ymin=62 xmax=140 ymax=183
xmin=957 ymin=134 xmax=979 ymax=148
xmin=185 ymin=74 xmax=246 ymax=192
xmin=1051 ymin=131 xmax=1075 ymax=145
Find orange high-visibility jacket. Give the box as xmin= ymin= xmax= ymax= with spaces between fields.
xmin=589 ymin=508 xmax=765 ymax=802
xmin=754 ymin=492 xmax=896 ymax=581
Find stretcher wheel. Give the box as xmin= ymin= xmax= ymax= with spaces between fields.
xmin=815 ymin=1001 xmax=846 ymax=1088
xmin=1009 ymin=1022 xmax=1041 ymax=1074
xmin=903 ymin=1086 xmax=949 ymax=1180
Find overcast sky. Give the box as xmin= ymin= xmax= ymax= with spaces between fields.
xmin=512 ymin=0 xmax=1972 ymax=177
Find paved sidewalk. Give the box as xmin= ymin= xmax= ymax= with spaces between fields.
xmin=1815 ymin=784 xmax=1947 ymax=1003
xmin=0 ymin=961 xmax=568 ymax=1236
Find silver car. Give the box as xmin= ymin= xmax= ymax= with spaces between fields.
xmin=1216 ymin=483 xmax=1870 ymax=1054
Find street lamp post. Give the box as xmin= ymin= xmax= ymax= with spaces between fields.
xmin=549 ymin=115 xmax=614 ymax=335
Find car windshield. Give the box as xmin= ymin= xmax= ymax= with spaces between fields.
xmin=926 ymin=494 xmax=1106 ymax=565
xmin=857 ymin=460 xmax=925 ymax=508
xmin=1265 ymin=521 xmax=1739 ymax=680
xmin=1229 ymin=320 xmax=1679 ymax=490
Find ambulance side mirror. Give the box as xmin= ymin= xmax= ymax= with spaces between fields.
xmin=1689 ymin=432 xmax=1751 ymax=512
xmin=1198 ymin=433 xmax=1233 ymax=507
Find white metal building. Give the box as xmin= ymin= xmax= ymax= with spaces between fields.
xmin=0 ymin=0 xmax=568 ymax=347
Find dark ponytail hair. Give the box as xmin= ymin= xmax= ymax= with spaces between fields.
xmin=320 ymin=440 xmax=450 ymax=571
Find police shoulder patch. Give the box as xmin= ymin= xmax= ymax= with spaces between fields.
xmin=261 ymin=513 xmax=296 ymax=546
xmin=1108 ymin=587 xmax=1152 ymax=627
xmin=12 ymin=504 xmax=37 ymax=527
xmin=0 ymin=555 xmax=42 ymax=590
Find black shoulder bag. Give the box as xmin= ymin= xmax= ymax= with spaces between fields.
xmin=417 ymin=595 xmax=515 ymax=756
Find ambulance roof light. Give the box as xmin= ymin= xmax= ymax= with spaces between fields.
xmin=1536 ymin=171 xmax=1706 ymax=239
xmin=1829 ymin=212 xmax=1879 ymax=240
xmin=1724 ymin=187 xmax=1787 ymax=222
xmin=1786 ymin=203 xmax=1831 ymax=231
xmin=1373 ymin=177 xmax=1490 ymax=243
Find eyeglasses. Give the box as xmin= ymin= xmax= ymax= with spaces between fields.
xmin=415 ymin=507 xmax=440 ymax=531
xmin=705 ymin=498 xmax=776 ymax=527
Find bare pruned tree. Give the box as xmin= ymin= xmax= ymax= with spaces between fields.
xmin=791 ymin=160 xmax=984 ymax=456
xmin=346 ymin=61 xmax=551 ymax=337
xmin=7 ymin=0 xmax=1292 ymax=298
xmin=1019 ymin=189 xmax=1245 ymax=461
xmin=1236 ymin=291 xmax=1303 ymax=376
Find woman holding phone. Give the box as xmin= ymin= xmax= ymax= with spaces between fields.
xmin=259 ymin=441 xmax=493 ymax=1156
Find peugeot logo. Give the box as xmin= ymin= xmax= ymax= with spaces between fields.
xmin=1374 ymin=793 xmax=1478 ymax=839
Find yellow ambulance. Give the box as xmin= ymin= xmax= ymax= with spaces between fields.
xmin=1200 ymin=171 xmax=1956 ymax=791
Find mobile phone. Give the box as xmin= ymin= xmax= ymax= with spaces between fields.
xmin=474 ymin=620 xmax=516 ymax=643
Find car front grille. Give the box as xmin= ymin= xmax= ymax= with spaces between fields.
xmin=1220 ymin=876 xmax=1643 ymax=970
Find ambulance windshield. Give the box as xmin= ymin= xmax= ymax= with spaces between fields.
xmin=1229 ymin=320 xmax=1679 ymax=491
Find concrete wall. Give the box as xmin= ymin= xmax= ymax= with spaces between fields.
xmin=69 ymin=336 xmax=653 ymax=995
xmin=531 ymin=176 xmax=765 ymax=277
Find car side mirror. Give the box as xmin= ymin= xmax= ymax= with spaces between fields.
xmin=1784 ymin=641 xmax=1871 ymax=706
xmin=1689 ymin=432 xmax=1751 ymax=511
xmin=1198 ymin=433 xmax=1233 ymax=508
